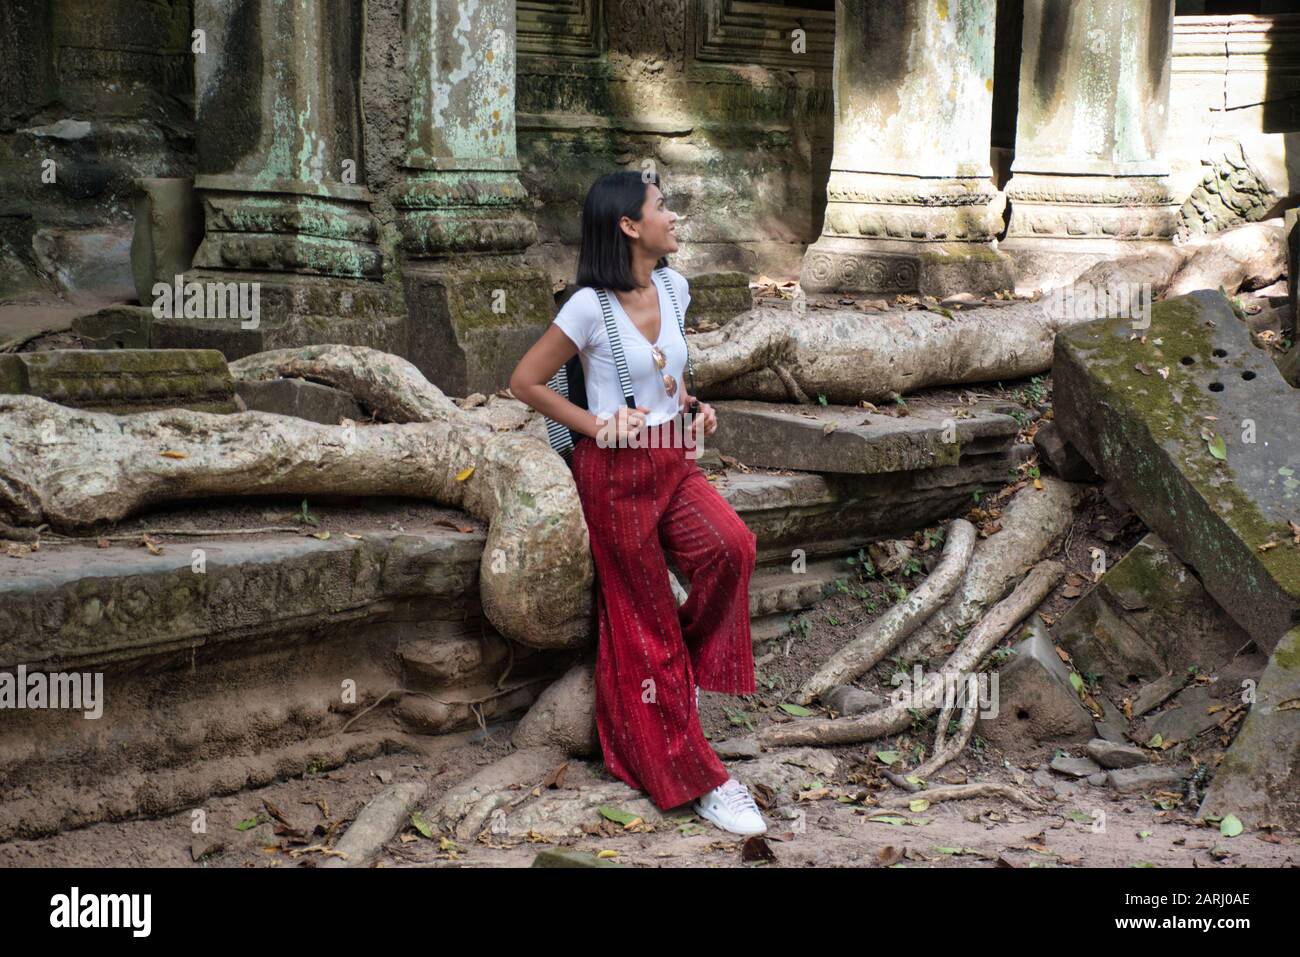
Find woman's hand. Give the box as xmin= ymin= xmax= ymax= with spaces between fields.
xmin=682 ymin=393 xmax=717 ymax=437
xmin=695 ymin=401 xmax=717 ymax=436
xmin=597 ymin=405 xmax=650 ymax=445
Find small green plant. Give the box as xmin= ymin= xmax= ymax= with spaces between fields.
xmin=1018 ymin=374 xmax=1048 ymax=407
xmin=294 ymin=498 xmax=319 ymax=527
xmin=817 ymin=392 xmax=828 ymax=406
xmin=845 ymin=548 xmax=877 ymax=579
xmin=987 ymin=646 xmax=1014 ymax=666
xmin=901 ymin=556 xmax=923 ymax=578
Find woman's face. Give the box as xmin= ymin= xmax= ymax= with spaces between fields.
xmin=624 ymin=183 xmax=679 ymax=257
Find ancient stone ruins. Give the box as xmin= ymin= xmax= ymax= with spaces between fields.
xmin=0 ymin=1 xmax=1296 ymax=867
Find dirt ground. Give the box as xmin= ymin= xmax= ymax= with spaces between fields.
xmin=2 ymin=481 xmax=1295 ymax=869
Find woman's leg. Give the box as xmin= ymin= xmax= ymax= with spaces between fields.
xmin=571 ymin=439 xmax=730 ymax=810
xmin=658 ymin=462 xmax=759 ymax=697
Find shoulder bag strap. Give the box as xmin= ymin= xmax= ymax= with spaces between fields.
xmin=594 ymin=287 xmax=638 ymax=408
xmin=655 ymin=266 xmax=693 ymax=394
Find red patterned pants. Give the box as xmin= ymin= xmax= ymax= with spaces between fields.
xmin=571 ymin=419 xmax=758 ymax=810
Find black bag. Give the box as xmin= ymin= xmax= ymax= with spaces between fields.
xmin=545 ymin=266 xmax=694 ymax=462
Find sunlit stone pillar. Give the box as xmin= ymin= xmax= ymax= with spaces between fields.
xmin=801 ymin=0 xmax=1012 ymax=297
xmin=394 ymin=0 xmax=553 ymax=396
xmin=1003 ymin=0 xmax=1178 ymax=289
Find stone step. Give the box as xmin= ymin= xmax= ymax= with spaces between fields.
xmin=0 ymin=347 xmax=236 ymax=413
xmin=719 ymin=443 xmax=1031 ymax=564
xmin=746 ymin=556 xmax=848 ymax=618
xmin=707 ymin=397 xmax=1025 ymax=475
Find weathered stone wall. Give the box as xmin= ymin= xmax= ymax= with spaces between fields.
xmin=10 ymin=3 xmax=1300 ymax=308
xmin=360 ymin=0 xmax=833 ymax=287
xmin=0 ymin=0 xmax=194 ymax=303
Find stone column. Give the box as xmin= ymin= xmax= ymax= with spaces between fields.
xmin=394 ymin=0 xmax=536 ymax=257
xmin=159 ymin=0 xmax=403 ymax=358
xmin=1002 ymin=0 xmax=1178 ymax=289
xmin=393 ymin=0 xmax=554 ymax=397
xmin=801 ymin=0 xmax=1011 ymax=297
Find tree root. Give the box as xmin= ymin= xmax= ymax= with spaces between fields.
xmin=229 ymin=344 xmax=470 ymax=425
xmin=895 ymin=478 xmax=1080 ymax=663
xmin=0 ymin=395 xmax=592 ymax=650
xmin=884 ymin=782 xmax=1045 ymax=811
xmin=797 ymin=519 xmax=977 ymax=705
xmin=693 ymin=300 xmax=1078 ymax=403
xmin=757 ymin=560 xmax=1064 ymax=747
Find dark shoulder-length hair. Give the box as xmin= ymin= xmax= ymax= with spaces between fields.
xmin=575 ymin=171 xmax=668 ymax=292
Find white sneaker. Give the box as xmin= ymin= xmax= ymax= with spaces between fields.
xmin=693 ymin=777 xmax=767 ymax=836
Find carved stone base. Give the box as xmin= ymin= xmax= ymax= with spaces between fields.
xmin=1005 ymin=173 xmax=1178 ymax=242
xmin=1001 ymin=172 xmax=1180 ymax=291
xmin=192 ymin=178 xmax=386 ymax=281
xmin=821 ymin=171 xmax=1005 ymax=244
xmin=402 ymin=258 xmax=555 ymax=398
xmin=1000 ymin=236 xmax=1177 ymax=294
xmin=394 ymin=171 xmax=538 ymax=258
xmin=149 ymin=270 xmax=406 ymax=362
xmin=800 ymin=236 xmax=1014 ymax=298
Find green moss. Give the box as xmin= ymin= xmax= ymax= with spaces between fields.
xmin=1057 ymin=291 xmax=1300 ymax=609
xmin=1274 ymin=627 xmax=1300 ymax=671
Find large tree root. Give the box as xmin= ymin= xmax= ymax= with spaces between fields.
xmin=796 ymin=519 xmax=977 ymax=705
xmin=692 ymin=300 xmax=1075 ymax=403
xmin=229 ymin=344 xmax=469 ymax=425
xmin=757 ymin=560 xmax=1064 ymax=748
xmin=894 ymin=478 xmax=1080 ymax=663
xmin=0 ymin=395 xmax=592 ymax=650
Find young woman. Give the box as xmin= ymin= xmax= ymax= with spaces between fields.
xmin=509 ymin=171 xmax=767 ymax=836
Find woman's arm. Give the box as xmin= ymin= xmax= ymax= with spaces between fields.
xmin=509 ymin=325 xmax=609 ymax=441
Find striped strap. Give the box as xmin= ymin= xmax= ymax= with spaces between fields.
xmin=594 ymin=287 xmax=637 ymax=407
xmin=655 ymin=266 xmax=693 ymax=392
xmin=544 ymin=362 xmax=576 ymax=458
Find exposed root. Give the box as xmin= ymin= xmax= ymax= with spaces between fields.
xmin=758 ymin=560 xmax=1064 ymax=747
xmin=797 ymin=519 xmax=977 ymax=705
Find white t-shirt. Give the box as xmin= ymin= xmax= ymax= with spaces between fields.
xmin=552 ymin=267 xmax=690 ymax=428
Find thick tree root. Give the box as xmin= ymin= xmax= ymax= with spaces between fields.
xmin=797 ymin=519 xmax=977 ymax=705
xmin=895 ymin=478 xmax=1080 ymax=663
xmin=229 ymin=344 xmax=469 ymax=424
xmin=757 ymin=560 xmax=1064 ymax=747
xmin=693 ymin=301 xmax=1075 ymax=403
xmin=0 ymin=395 xmax=592 ymax=650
